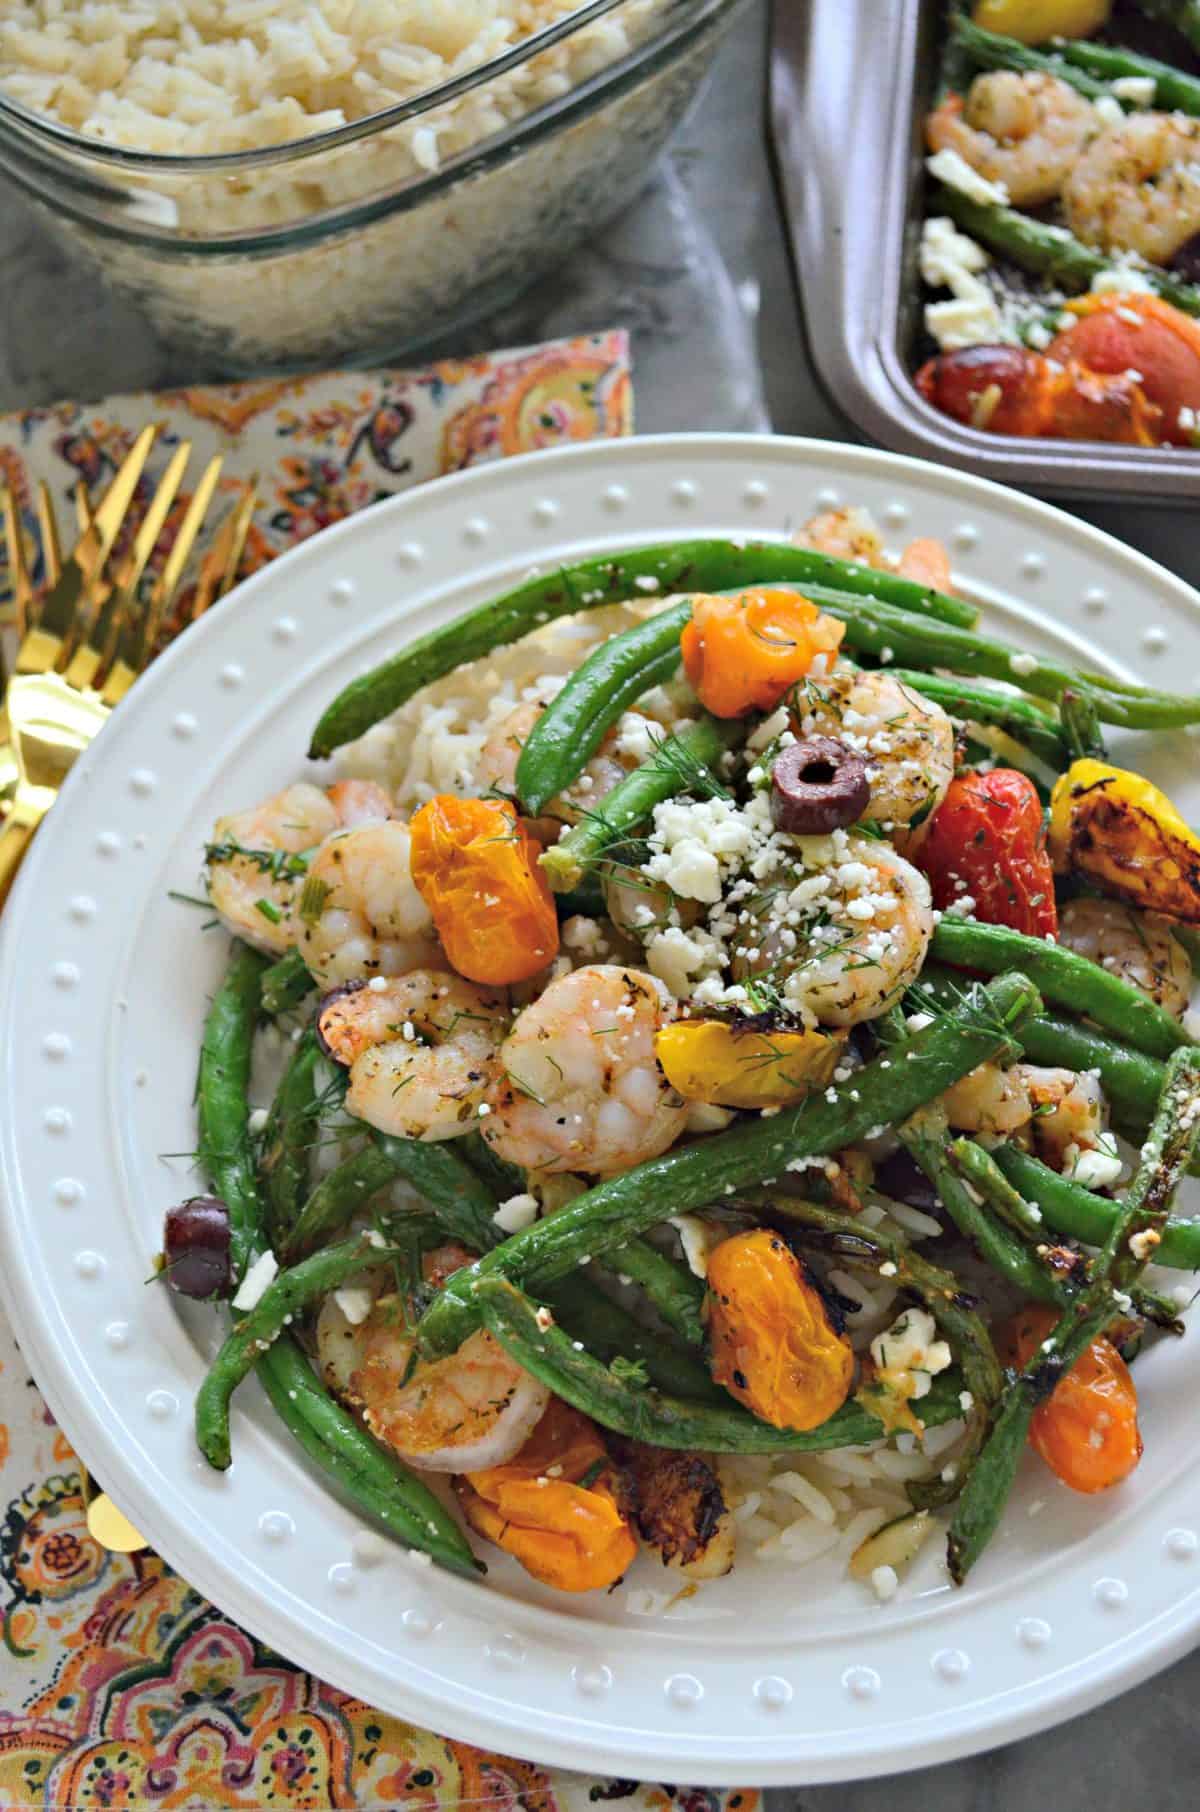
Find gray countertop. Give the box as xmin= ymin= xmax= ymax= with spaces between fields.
xmin=0 ymin=0 xmax=1196 ymax=1798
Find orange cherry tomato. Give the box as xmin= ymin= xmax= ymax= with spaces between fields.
xmin=408 ymin=794 xmax=559 ymax=985
xmin=705 ymin=1228 xmax=854 ymax=1431
xmin=457 ymin=1398 xmax=638 ymax=1592
xmin=680 ymin=589 xmax=845 ymax=719
xmin=915 ymin=768 xmax=1058 ymax=938
xmin=1049 ymin=294 xmax=1200 ymax=448
xmin=998 ymin=1304 xmax=1143 ymax=1495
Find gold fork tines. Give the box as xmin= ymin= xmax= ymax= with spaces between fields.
xmin=189 ymin=480 xmax=257 ymax=623
xmin=1 ymin=486 xmax=35 ymax=641
xmin=35 ymin=482 xmax=62 ymax=590
xmin=16 ymin=425 xmax=158 ymax=681
xmin=102 ymin=453 xmax=223 ymax=707
xmin=64 ymin=443 xmax=191 ymax=694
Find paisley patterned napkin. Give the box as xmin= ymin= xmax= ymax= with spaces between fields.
xmin=0 ymin=330 xmax=755 ymax=1809
xmin=0 ymin=330 xmax=633 ymax=625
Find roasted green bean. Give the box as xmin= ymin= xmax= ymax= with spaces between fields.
xmin=474 ymin=1277 xmax=966 ymax=1452
xmin=416 ymin=973 xmax=1042 ymax=1357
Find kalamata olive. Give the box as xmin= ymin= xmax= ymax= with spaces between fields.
xmin=162 ymin=1196 xmax=232 ymax=1300
xmin=873 ymin=1149 xmax=942 ymax=1216
xmin=1171 ymin=232 xmax=1200 ymax=285
xmin=770 ymin=736 xmax=871 ymax=834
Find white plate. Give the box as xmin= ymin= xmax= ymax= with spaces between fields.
xmin=2 ymin=435 xmax=1199 ymax=1787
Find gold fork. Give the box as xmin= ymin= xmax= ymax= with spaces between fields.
xmin=0 ymin=438 xmax=247 ymax=907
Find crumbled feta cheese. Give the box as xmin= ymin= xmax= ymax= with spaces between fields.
xmin=1009 ymin=652 xmax=1038 ymax=676
xmin=871 ymin=1564 xmax=899 ymax=1602
xmin=1090 ymin=265 xmax=1156 ymax=297
xmin=1110 ymin=75 xmax=1156 ymax=106
xmin=926 ymin=293 xmax=1004 ymax=353
xmin=926 ymin=147 xmax=1009 ymax=207
xmin=1062 ymin=1139 xmax=1124 ymax=1190
xmin=232 ymin=1248 xmax=278 ymax=1312
xmin=562 ymin=915 xmax=606 ymax=958
xmin=870 ymin=1308 xmax=953 ymax=1402
xmin=367 ymin=975 xmax=390 ymax=993
xmin=1129 ymin=1228 xmax=1161 ymax=1262
xmin=613 ymin=711 xmax=661 ymax=763
xmin=959 ymin=1391 xmax=974 ymax=1413
xmin=646 ymin=925 xmax=723 ymax=999
xmin=1093 ymin=94 xmax=1124 ymax=126
xmin=493 ymin=1192 xmax=539 ymax=1234
xmin=920 ymin=214 xmax=990 ymax=290
xmin=247 ymin=1107 xmax=269 ymax=1135
xmin=333 ymin=1285 xmax=375 ymax=1327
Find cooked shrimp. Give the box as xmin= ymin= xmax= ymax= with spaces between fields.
xmin=798 ymin=510 xmax=955 ymax=596
xmin=1057 ymin=896 xmax=1193 ymax=1021
xmin=796 ymin=506 xmax=886 ymax=567
xmin=482 ymin=964 xmax=689 ymax=1176
xmin=792 ymin=670 xmax=956 ymax=828
xmin=316 ymin=1293 xmax=549 ymax=1473
xmin=317 ymin=969 xmax=506 ymax=1140
xmin=477 ymin=696 xmax=653 ymax=840
xmin=298 ymin=818 xmax=440 ymax=987
xmin=941 ymin=1061 xmax=1034 ymax=1136
xmin=206 ymin=779 xmax=393 ymax=955
xmin=896 ymin=537 xmax=954 ymax=593
xmin=1016 ymin=1064 xmax=1109 ymax=1169
xmin=926 ymin=71 xmax=1098 ymax=207
xmin=1063 ymin=111 xmax=1200 ymax=266
xmin=735 ymin=839 xmax=935 ymax=1029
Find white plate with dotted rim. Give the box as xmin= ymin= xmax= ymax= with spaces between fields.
xmin=2 ymin=434 xmax=1199 ymax=1787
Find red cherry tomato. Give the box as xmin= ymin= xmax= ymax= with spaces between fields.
xmin=916 ymin=769 xmax=1058 ymax=938
xmin=1048 ymin=295 xmax=1200 ymax=448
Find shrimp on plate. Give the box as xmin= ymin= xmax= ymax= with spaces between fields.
xmin=1063 ymin=111 xmax=1200 ymax=266
xmin=926 ymin=70 xmax=1099 ymax=207
xmin=298 ymin=816 xmax=440 ymax=987
xmin=476 ymin=693 xmax=663 ymax=842
xmin=316 ymin=968 xmax=506 ymax=1139
xmin=733 ymin=838 xmax=936 ymax=1028
xmin=1057 ymin=896 xmax=1193 ymax=1021
xmin=316 ymin=1288 xmax=549 ymax=1473
xmin=792 ymin=670 xmax=957 ymax=829
xmin=482 ymin=963 xmax=689 ymax=1175
xmin=206 ymin=779 xmax=393 ymax=954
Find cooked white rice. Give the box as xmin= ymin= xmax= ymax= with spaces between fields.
xmin=0 ymin=0 xmax=665 ymax=167
xmin=0 ymin=1 xmax=710 ymax=369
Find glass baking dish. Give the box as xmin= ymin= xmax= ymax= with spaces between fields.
xmin=0 ymin=0 xmax=742 ymax=373
xmin=771 ymin=0 xmax=1200 ymax=503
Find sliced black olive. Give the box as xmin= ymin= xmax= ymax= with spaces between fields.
xmin=874 ymin=1148 xmax=941 ymax=1215
xmin=163 ymin=1196 xmax=232 ymax=1300
xmin=770 ymin=736 xmax=871 ymax=834
xmin=1171 ymin=231 xmax=1200 ymax=285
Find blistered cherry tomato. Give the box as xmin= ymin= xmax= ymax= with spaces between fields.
xmin=409 ymin=794 xmax=558 ymax=985
xmin=916 ymin=768 xmax=1058 ymax=937
xmin=998 ymin=1303 xmax=1142 ymax=1494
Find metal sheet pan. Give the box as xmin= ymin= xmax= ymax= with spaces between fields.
xmin=770 ymin=0 xmax=1200 ymax=502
